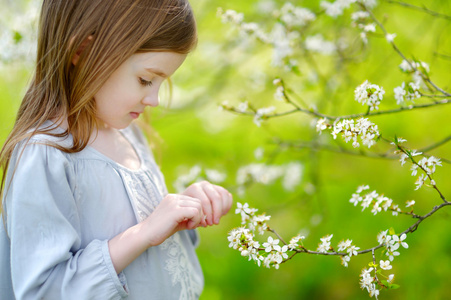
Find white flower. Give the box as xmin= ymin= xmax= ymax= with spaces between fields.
xmin=386 ymin=33 xmax=396 ymax=42
xmin=321 ymin=1 xmax=344 ymax=18
xmin=253 ymin=106 xmax=276 ymax=127
xmin=237 ymin=101 xmax=249 ymax=113
xmin=227 ymin=227 xmax=251 ymax=249
xmin=205 ymin=169 xmax=226 ymax=183
xmin=270 ymin=23 xmax=294 ymax=66
xmin=337 ymin=239 xmax=352 ymax=251
xmin=219 ymin=9 xmax=244 ymax=24
xmin=361 ymin=23 xmax=376 ymax=32
xmin=354 ymin=80 xmax=385 ymax=111
xmin=305 ymin=34 xmax=336 ymax=55
xmin=317 ymin=242 xmax=330 ymax=253
xmin=275 ymin=245 xmax=289 ymax=263
xmin=235 ymin=202 xmax=252 ymax=223
xmin=394 ymin=82 xmax=406 ymax=104
xmin=388 ymin=274 xmax=395 ymax=284
xmin=377 ymin=230 xmax=389 ymax=244
xmin=392 ymin=204 xmax=401 ymax=216
xmin=380 ymin=260 xmax=392 ymax=270
xmin=341 ymin=255 xmax=351 ymax=267
xmin=387 ymin=249 xmax=400 ymax=261
xmin=393 ymin=233 xmax=408 ymax=249
xmin=406 ymin=81 xmax=421 ymax=101
xmin=356 ymin=185 xmax=370 ymax=193
xmin=350 ymin=193 xmax=362 ymax=206
xmin=369 ymin=286 xmax=380 ymax=299
xmin=288 ymin=234 xmax=305 ymax=250
xmin=399 ymin=59 xmax=430 ymax=73
xmin=399 ymin=153 xmax=409 ymax=166
xmin=361 ymin=0 xmax=378 ymax=8
xmin=273 ymin=78 xmax=282 ymax=85
xmin=263 ymin=236 xmax=280 ymax=252
xmin=406 ymin=200 xmax=415 ymax=208
xmin=283 ymin=162 xmax=303 ymax=191
xmin=274 ymin=86 xmax=285 ymax=101
xmin=414 ymin=174 xmax=427 ymax=190
xmin=320 ymin=234 xmax=333 ymax=243
xmin=316 ymin=118 xmax=329 ymax=133
xmin=351 ymin=11 xmax=370 ymax=21
xmin=399 ymin=60 xmax=412 ymax=72
xmin=331 ymin=118 xmax=380 ymax=148
xmin=279 ymin=4 xmax=316 ymax=27
xmin=347 ymin=245 xmax=360 ymax=257
xmin=410 ymin=150 xmax=423 ymax=157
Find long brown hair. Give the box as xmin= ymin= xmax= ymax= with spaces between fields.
xmin=0 ymin=0 xmax=197 ymax=212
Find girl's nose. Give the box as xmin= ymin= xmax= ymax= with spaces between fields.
xmin=142 ymin=94 xmax=160 ymax=107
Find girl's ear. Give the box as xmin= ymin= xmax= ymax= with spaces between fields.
xmin=72 ymin=36 xmax=94 ymax=66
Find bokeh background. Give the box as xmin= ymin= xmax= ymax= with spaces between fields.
xmin=1 ymin=0 xmax=450 ymax=299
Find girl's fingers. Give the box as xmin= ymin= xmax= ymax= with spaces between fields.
xmin=175 ymin=197 xmax=204 ymax=227
xmin=201 ymin=182 xmax=223 ymax=224
xmin=182 ymin=185 xmax=212 ymax=226
xmin=213 ymin=184 xmax=233 ymax=216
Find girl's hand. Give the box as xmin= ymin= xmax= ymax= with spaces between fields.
xmin=143 ymin=194 xmax=205 ymax=247
xmin=182 ymin=181 xmax=233 ymax=226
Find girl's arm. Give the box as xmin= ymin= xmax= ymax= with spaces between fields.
xmin=4 ymin=143 xmax=128 ymax=299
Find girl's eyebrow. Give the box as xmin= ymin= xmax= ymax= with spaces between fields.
xmin=145 ymin=68 xmax=168 ymax=78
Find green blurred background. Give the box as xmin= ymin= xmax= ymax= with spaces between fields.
xmin=1 ymin=0 xmax=450 ymax=299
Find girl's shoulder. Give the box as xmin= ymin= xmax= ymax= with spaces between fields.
xmin=12 ymin=121 xmax=74 ymax=166
xmin=26 ymin=120 xmax=73 ymax=147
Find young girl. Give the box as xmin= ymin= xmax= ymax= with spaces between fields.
xmin=0 ymin=1 xmax=233 ymax=299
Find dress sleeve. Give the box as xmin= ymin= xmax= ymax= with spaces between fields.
xmin=4 ymin=142 xmax=128 ymax=300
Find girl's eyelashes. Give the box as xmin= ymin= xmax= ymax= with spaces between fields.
xmin=139 ymin=77 xmax=153 ymax=87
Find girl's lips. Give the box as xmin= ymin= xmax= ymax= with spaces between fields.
xmin=130 ymin=112 xmax=140 ymax=119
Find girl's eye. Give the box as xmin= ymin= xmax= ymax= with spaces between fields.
xmin=139 ymin=77 xmax=153 ymax=87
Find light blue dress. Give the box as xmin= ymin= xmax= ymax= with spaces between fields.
xmin=0 ymin=121 xmax=204 ymax=299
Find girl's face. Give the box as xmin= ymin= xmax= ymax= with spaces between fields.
xmin=94 ymin=51 xmax=187 ymax=129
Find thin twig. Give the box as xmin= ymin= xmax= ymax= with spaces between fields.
xmin=387 ymin=0 xmax=451 ymax=21
xmin=285 ymin=202 xmax=450 ymax=259
xmin=419 ymin=134 xmax=451 ymax=153
xmin=396 ymin=145 xmax=448 ymax=203
xmin=400 ymin=202 xmax=451 ymax=234
xmin=224 ymin=98 xmax=451 ymax=121
xmin=268 ymin=227 xmax=288 ymax=245
xmin=433 ymin=52 xmax=451 ymax=61
xmin=360 ymin=3 xmax=451 ymax=97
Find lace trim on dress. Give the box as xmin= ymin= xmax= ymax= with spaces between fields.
xmin=161 ymin=234 xmax=203 ymax=300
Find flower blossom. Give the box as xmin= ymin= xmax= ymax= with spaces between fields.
xmin=354 ymin=80 xmax=385 ymax=111
xmin=317 ymin=234 xmax=333 ymax=253
xmin=305 ymin=34 xmax=336 ymax=55
xmin=405 ymin=200 xmax=415 ymax=208
xmin=392 ymin=233 xmax=408 ymax=249
xmin=235 ymin=202 xmax=252 ymax=223
xmin=316 ymin=118 xmax=329 ymax=133
xmin=379 ymin=260 xmax=392 ymax=270
xmin=263 ymin=236 xmax=280 ymax=252
xmin=360 ymin=267 xmax=380 ymax=298
xmin=278 ymin=3 xmax=316 ymax=27
xmin=385 ymin=33 xmax=396 ymax=42
xmin=253 ymin=106 xmax=276 ymax=127
xmin=331 ymin=118 xmax=380 ymax=148
xmin=288 ymin=234 xmax=305 ymax=250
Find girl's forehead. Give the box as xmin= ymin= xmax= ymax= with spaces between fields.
xmin=130 ymin=52 xmax=187 ymax=74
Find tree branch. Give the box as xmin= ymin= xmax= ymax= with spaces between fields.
xmin=387 ymin=0 xmax=451 ymax=21
xmin=360 ymin=3 xmax=451 ymax=97
xmin=285 ymin=202 xmax=450 ymax=259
